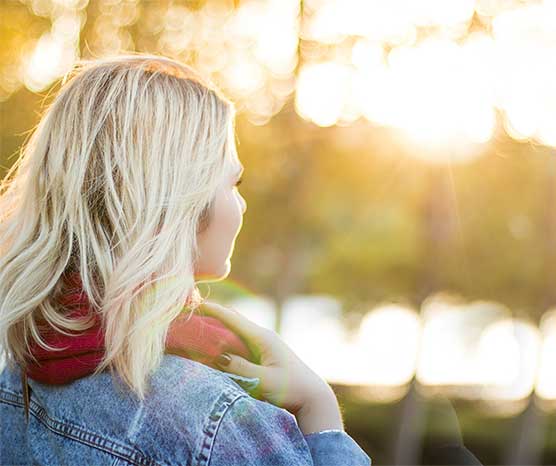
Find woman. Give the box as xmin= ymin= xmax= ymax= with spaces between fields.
xmin=0 ymin=54 xmax=370 ymax=465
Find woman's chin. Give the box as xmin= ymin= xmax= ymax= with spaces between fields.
xmin=218 ymin=260 xmax=232 ymax=279
xmin=195 ymin=260 xmax=231 ymax=282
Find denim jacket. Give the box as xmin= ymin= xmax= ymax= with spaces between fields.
xmin=0 ymin=354 xmax=371 ymax=465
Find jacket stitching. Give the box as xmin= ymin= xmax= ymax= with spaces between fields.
xmin=194 ymin=387 xmax=246 ymax=466
xmin=0 ymin=389 xmax=165 ymax=466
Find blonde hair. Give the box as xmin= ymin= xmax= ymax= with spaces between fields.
xmin=0 ymin=53 xmax=237 ymax=400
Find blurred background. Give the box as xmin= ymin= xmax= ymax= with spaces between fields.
xmin=3 ymin=0 xmax=556 ymax=464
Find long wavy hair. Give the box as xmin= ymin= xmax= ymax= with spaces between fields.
xmin=0 ymin=53 xmax=237 ymax=400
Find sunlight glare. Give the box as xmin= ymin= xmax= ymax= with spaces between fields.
xmin=24 ymin=33 xmax=72 ymax=92
xmin=280 ymin=295 xmax=350 ymax=382
xmin=229 ymin=296 xmax=277 ymax=331
xmin=417 ymin=298 xmax=510 ymax=387
xmin=354 ymin=304 xmax=421 ymax=386
xmin=295 ymin=62 xmax=351 ymax=127
xmin=535 ymin=310 xmax=556 ymax=400
xmin=478 ymin=319 xmax=541 ymax=400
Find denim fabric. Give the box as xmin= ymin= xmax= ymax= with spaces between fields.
xmin=0 ymin=354 xmax=371 ymax=465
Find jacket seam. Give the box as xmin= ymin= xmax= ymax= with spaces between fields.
xmin=0 ymin=388 xmax=165 ymax=466
xmin=195 ymin=387 xmax=247 ymax=466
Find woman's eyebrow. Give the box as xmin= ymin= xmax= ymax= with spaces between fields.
xmin=235 ymin=165 xmax=244 ymax=178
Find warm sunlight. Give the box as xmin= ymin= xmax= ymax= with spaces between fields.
xmin=478 ymin=319 xmax=540 ymax=401
xmin=417 ymin=297 xmax=509 ymax=387
xmin=535 ymin=310 xmax=556 ymax=400
xmin=6 ymin=0 xmax=556 ymax=152
xmin=353 ymin=304 xmax=421 ymax=385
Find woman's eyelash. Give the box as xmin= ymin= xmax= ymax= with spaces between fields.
xmin=235 ymin=176 xmax=243 ymax=187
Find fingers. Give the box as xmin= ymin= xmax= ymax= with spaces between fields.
xmin=199 ymin=300 xmax=269 ymax=362
xmin=199 ymin=300 xmax=266 ymax=340
xmin=217 ymin=352 xmax=266 ymax=381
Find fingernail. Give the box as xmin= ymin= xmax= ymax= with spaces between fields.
xmin=216 ymin=353 xmax=231 ymax=367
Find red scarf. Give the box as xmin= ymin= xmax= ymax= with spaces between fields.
xmin=24 ymin=272 xmax=254 ymax=384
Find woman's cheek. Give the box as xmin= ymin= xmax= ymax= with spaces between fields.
xmin=223 ymin=191 xmax=241 ymax=227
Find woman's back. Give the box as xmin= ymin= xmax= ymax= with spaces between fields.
xmin=0 ymin=354 xmax=295 ymax=465
xmin=0 ymin=354 xmax=369 ymax=465
xmin=2 ymin=354 xmax=243 ymax=464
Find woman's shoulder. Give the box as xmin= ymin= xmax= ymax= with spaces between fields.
xmin=152 ymin=353 xmax=261 ymax=402
xmin=142 ymin=354 xmax=264 ymax=435
xmin=0 ymin=354 xmax=267 ymax=465
xmin=49 ymin=354 xmax=261 ymax=438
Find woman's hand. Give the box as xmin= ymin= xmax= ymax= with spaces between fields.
xmin=198 ymin=300 xmax=344 ymax=435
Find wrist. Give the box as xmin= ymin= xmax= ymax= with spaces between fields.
xmin=296 ymin=386 xmax=344 ymax=435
